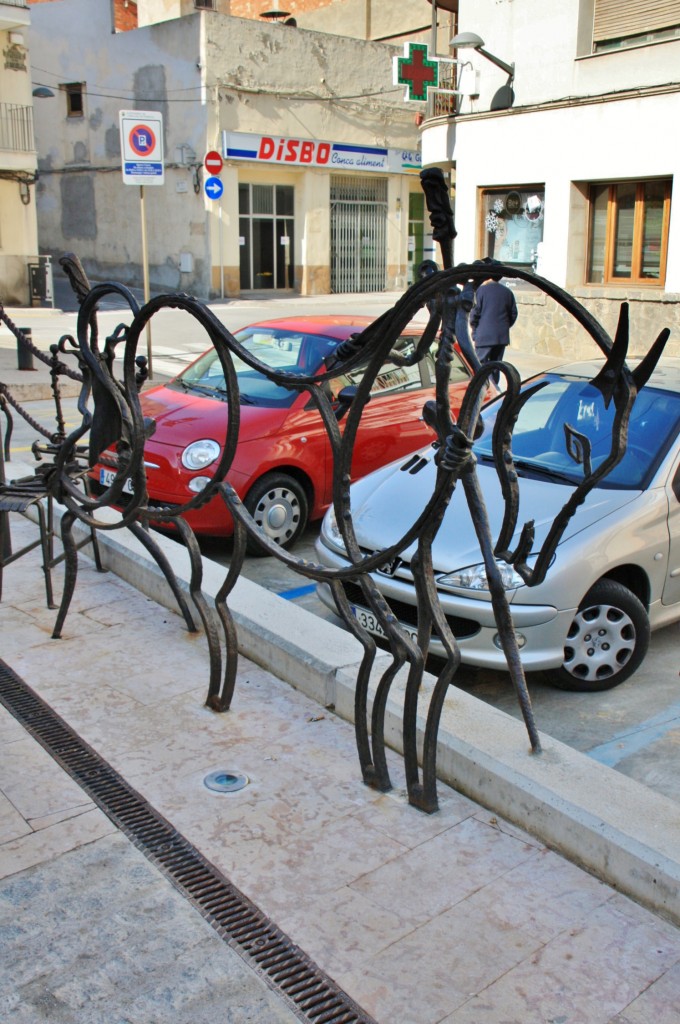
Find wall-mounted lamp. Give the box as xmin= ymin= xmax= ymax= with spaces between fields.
xmin=449 ymin=31 xmax=515 ymax=109
xmin=32 ymin=86 xmax=55 ymax=98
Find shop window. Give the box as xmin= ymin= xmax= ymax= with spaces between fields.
xmin=593 ymin=0 xmax=680 ymax=52
xmin=480 ymin=187 xmax=545 ymax=271
xmin=64 ymin=83 xmax=84 ymax=118
xmin=587 ymin=179 xmax=671 ymax=286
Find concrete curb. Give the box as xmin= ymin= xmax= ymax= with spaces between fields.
xmin=15 ymin=485 xmax=680 ymax=928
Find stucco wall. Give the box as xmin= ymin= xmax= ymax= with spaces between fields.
xmin=138 ymin=0 xmax=230 ymax=26
xmin=29 ymin=1 xmax=421 ymax=296
xmin=1 ymin=20 xmax=40 ymax=304
xmin=292 ymin=0 xmax=435 ymax=43
xmin=456 ymin=0 xmax=680 ymax=113
xmin=30 ymin=3 xmax=210 ymax=292
xmin=205 ymin=17 xmax=414 ymax=145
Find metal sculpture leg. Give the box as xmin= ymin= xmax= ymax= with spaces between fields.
xmin=209 ymin=516 xmax=249 ymax=712
xmin=128 ymin=520 xmax=198 ymax=633
xmin=51 ymin=510 xmax=79 ymax=639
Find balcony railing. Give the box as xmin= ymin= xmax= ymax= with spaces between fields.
xmin=426 ymin=64 xmax=459 ymax=120
xmin=0 ymin=0 xmax=30 ymax=32
xmin=0 ymin=103 xmax=34 ymax=153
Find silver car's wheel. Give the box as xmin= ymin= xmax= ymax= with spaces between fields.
xmin=552 ymin=580 xmax=650 ymax=692
xmin=244 ymin=473 xmax=308 ymax=555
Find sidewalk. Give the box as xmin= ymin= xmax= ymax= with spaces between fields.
xmin=2 ymin=514 xmax=680 ymax=1023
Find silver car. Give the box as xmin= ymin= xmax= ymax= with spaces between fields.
xmin=316 ymin=360 xmax=680 ymax=691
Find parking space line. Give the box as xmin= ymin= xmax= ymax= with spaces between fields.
xmin=587 ymin=702 xmax=680 ymax=766
xmin=276 ymin=583 xmax=317 ymax=600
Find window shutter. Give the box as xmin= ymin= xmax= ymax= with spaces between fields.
xmin=594 ymin=0 xmax=680 ymax=43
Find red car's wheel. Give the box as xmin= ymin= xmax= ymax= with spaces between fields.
xmin=244 ymin=473 xmax=309 ymax=555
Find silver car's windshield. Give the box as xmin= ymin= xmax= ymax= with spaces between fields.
xmin=175 ymin=328 xmax=338 ymax=407
xmin=474 ymin=375 xmax=680 ymax=489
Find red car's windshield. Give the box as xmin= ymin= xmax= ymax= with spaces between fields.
xmin=175 ymin=327 xmax=339 ymax=408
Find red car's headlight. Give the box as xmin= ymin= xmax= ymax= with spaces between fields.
xmin=181 ymin=438 xmax=220 ymax=470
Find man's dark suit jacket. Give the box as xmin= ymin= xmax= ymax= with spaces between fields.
xmin=469 ymin=280 xmax=518 ymax=353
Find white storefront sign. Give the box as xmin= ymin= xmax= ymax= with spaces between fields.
xmin=223 ymin=131 xmax=421 ymax=174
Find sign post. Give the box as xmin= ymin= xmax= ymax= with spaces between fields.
xmin=119 ymin=110 xmax=165 ymax=377
xmin=204 ymin=151 xmax=225 ymax=298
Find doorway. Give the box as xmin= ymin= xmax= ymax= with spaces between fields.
xmin=239 ymin=184 xmax=294 ymax=290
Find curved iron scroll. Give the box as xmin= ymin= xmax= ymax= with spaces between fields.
xmin=2 ymin=237 xmax=669 ymax=812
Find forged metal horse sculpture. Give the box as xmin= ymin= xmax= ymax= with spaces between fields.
xmin=0 ymin=170 xmax=670 ymax=813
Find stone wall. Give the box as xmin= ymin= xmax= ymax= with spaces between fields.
xmin=511 ymin=287 xmax=680 ymax=363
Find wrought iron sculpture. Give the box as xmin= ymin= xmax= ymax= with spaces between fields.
xmin=0 ymin=170 xmax=670 ymax=813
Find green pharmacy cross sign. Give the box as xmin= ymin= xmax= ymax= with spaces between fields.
xmin=394 ymin=42 xmax=439 ymax=103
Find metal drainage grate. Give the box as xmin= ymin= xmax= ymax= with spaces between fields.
xmin=0 ymin=660 xmax=377 ymax=1024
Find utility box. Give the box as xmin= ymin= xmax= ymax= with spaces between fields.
xmin=28 ymin=255 xmax=54 ymax=308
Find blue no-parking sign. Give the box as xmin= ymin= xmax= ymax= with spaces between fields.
xmin=204 ymin=176 xmax=224 ymax=201
xmin=120 ymin=110 xmax=164 ymax=186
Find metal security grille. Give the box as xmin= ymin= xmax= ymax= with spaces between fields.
xmin=0 ymin=103 xmax=34 ymax=153
xmin=0 ymin=660 xmax=377 ymax=1024
xmin=330 ymin=176 xmax=387 ymax=294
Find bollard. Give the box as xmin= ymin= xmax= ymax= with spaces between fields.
xmin=17 ymin=328 xmax=35 ymax=371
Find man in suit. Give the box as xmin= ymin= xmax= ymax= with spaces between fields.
xmin=469 ymin=276 xmax=518 ymax=385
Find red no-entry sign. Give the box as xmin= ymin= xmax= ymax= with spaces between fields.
xmin=204 ymin=150 xmax=223 ymax=175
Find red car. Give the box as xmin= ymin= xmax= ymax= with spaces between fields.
xmin=94 ymin=316 xmax=483 ymax=551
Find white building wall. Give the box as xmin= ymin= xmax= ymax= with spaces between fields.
xmin=419 ymin=0 xmax=680 ymax=358
xmin=454 ymin=94 xmax=680 ymax=291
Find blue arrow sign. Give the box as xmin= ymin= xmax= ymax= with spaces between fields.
xmin=205 ymin=175 xmax=224 ymax=200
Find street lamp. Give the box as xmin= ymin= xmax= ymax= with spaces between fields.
xmin=32 ymin=86 xmax=55 ymax=98
xmin=449 ymin=31 xmax=515 ymax=109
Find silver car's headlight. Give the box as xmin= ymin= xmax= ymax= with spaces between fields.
xmin=320 ymin=506 xmax=347 ymax=555
xmin=437 ymin=559 xmax=527 ymax=592
xmin=181 ymin=439 xmax=220 ymax=470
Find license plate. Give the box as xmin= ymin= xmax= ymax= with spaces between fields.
xmin=350 ymin=604 xmax=419 ymax=644
xmin=99 ymin=468 xmax=134 ymax=494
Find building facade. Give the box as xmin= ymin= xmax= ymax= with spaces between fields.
xmin=28 ymin=0 xmax=427 ymax=298
xmin=0 ymin=0 xmax=41 ymax=306
xmin=421 ymin=0 xmax=680 ymax=359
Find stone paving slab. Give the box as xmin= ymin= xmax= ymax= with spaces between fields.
xmin=29 ymin=493 xmax=679 ymax=927
xmin=1 ymin=516 xmax=680 ymax=1023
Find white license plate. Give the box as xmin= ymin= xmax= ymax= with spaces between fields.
xmin=350 ymin=604 xmax=419 ymax=644
xmin=99 ymin=468 xmax=134 ymax=494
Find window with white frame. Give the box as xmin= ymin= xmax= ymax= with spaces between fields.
xmin=593 ymin=0 xmax=680 ymax=52
xmin=586 ymin=178 xmax=672 ymax=286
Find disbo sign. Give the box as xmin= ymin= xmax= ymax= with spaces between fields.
xmin=258 ymin=136 xmax=331 ymax=164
